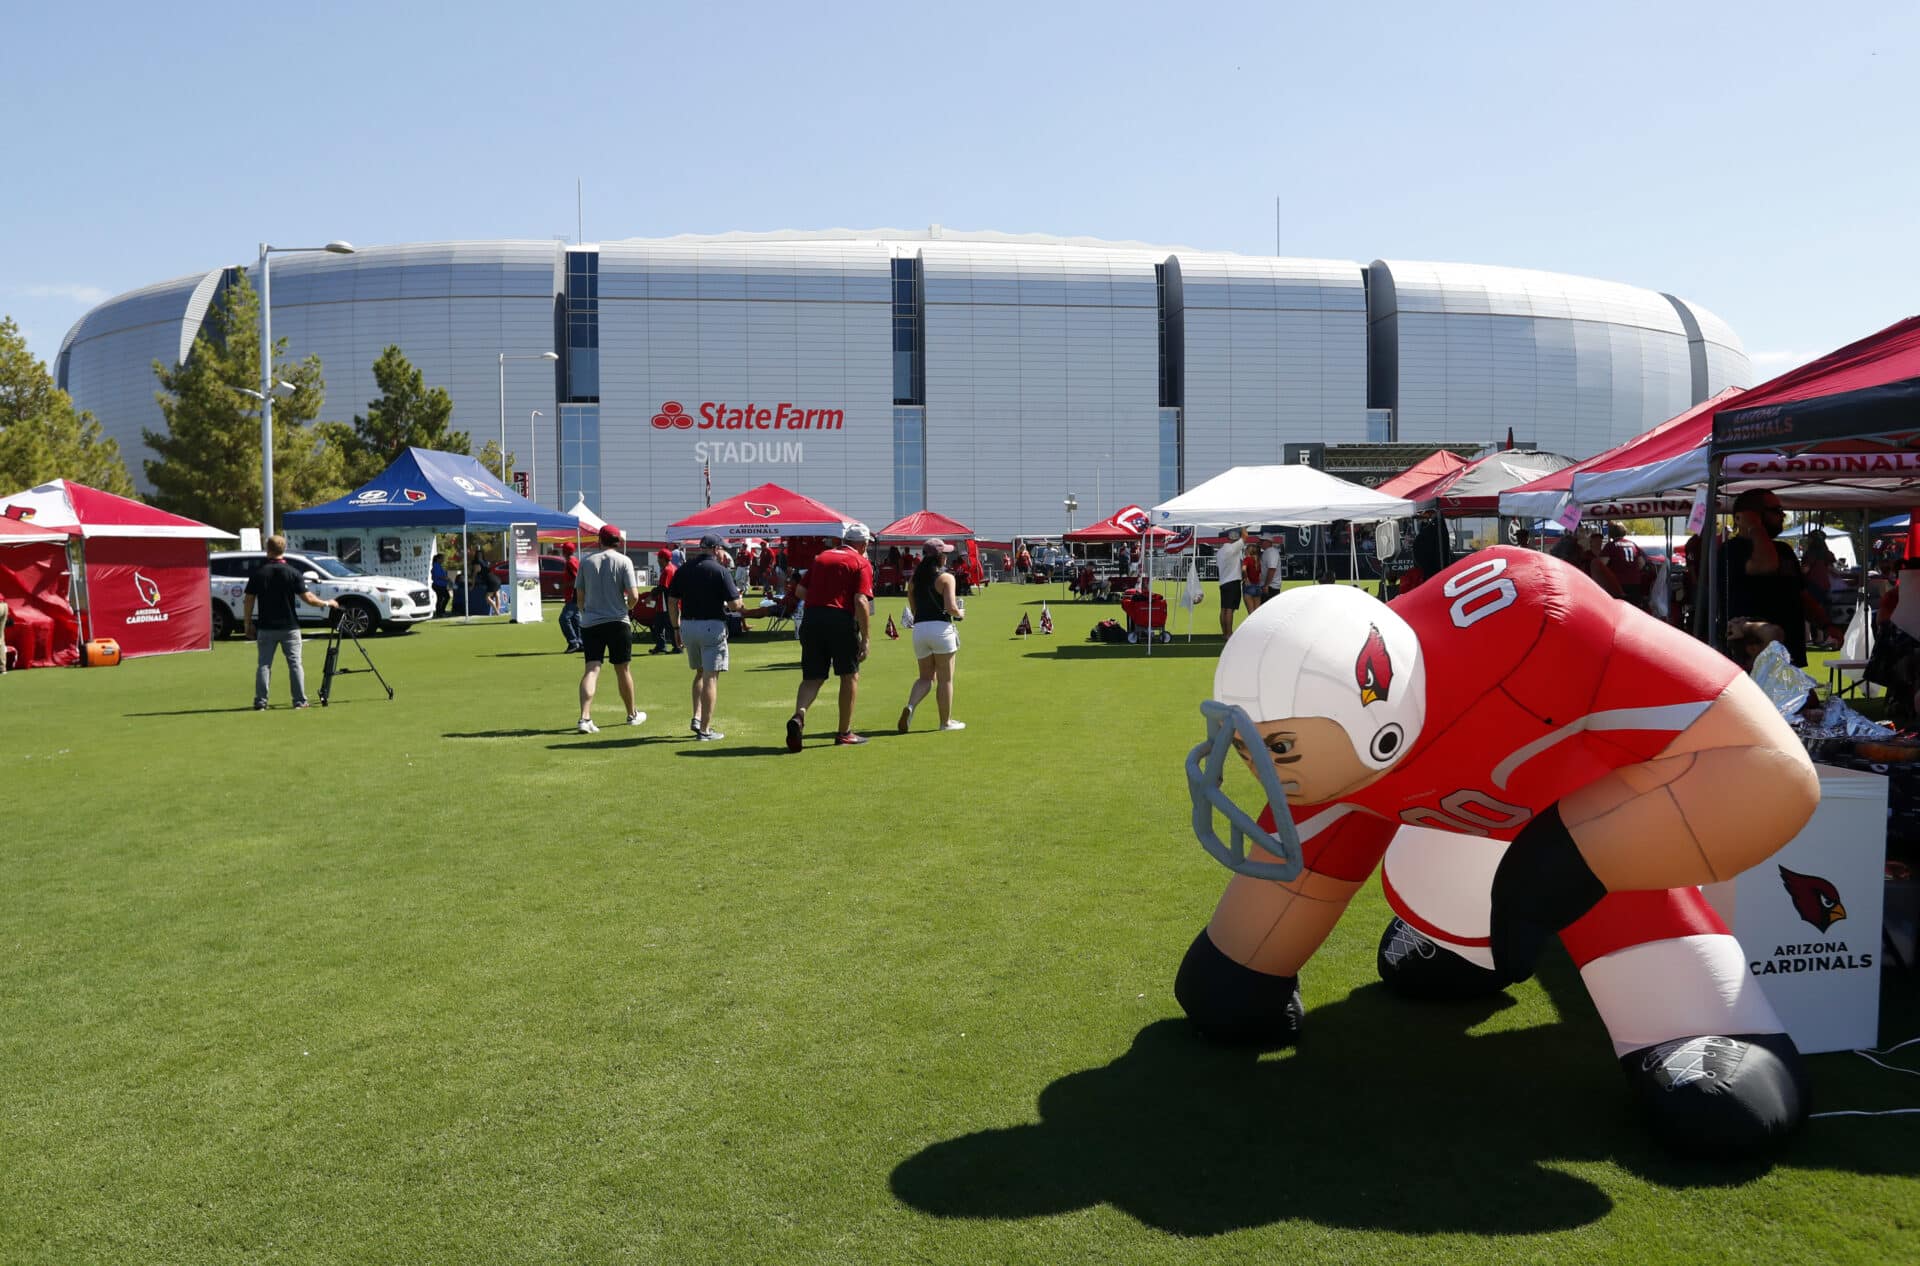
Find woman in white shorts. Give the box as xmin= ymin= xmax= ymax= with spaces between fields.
xmin=898 ymin=538 xmax=967 ymax=732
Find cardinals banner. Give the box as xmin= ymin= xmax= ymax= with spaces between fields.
xmin=1015 ymin=612 xmax=1032 ymax=636
xmin=1039 ymin=603 xmax=1053 ymax=634
xmin=81 ymin=537 xmax=211 ymax=656
xmin=884 ymin=614 xmax=899 ymax=640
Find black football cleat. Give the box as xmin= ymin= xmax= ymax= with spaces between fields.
xmin=1174 ymin=929 xmax=1304 ymax=1048
xmin=1375 ymin=917 xmax=1511 ymax=1002
xmin=1623 ymin=1031 xmax=1811 ymax=1158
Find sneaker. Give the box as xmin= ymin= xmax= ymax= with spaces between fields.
xmin=835 ymin=731 xmax=868 ymax=746
xmin=293 ymin=701 xmax=310 ymax=710
xmin=897 ymin=706 xmax=913 ymax=734
xmin=786 ymin=715 xmax=804 ymax=753
xmin=697 ymin=729 xmax=725 ymax=741
xmin=690 ymin=716 xmax=703 ymax=736
xmin=940 ymin=720 xmax=966 ymax=731
xmin=628 ymin=711 xmax=647 ymax=726
xmin=253 ymin=701 xmax=269 ymax=711
xmin=577 ymin=718 xmax=599 ymax=734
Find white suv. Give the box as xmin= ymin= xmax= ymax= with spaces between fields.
xmin=208 ymin=551 xmax=435 ymax=638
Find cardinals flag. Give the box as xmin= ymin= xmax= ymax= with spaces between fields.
xmin=884 ymin=614 xmax=899 ymax=640
xmin=1039 ymin=603 xmax=1054 ymax=634
xmin=1015 ymin=612 xmax=1033 ymax=636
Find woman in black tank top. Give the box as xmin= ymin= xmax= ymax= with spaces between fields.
xmin=897 ymin=540 xmax=967 ymax=733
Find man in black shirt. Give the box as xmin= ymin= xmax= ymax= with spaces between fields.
xmin=667 ymin=533 xmax=744 ymax=740
xmin=243 ymin=536 xmax=340 ymax=709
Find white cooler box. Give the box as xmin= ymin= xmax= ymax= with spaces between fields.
xmin=1704 ymin=764 xmax=1888 ymax=1054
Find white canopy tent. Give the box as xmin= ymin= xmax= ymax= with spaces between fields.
xmin=1139 ymin=466 xmax=1417 ymax=656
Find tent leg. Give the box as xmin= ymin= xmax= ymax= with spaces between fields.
xmin=461 ymin=526 xmax=469 ymax=624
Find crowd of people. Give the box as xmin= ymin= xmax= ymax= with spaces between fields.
xmin=559 ymin=522 xmax=968 ymax=746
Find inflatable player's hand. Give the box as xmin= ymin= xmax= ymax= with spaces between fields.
xmin=1173 ymin=929 xmax=1304 ymax=1048
xmin=1488 ymin=804 xmax=1607 ymax=983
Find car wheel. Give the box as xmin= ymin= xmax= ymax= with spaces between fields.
xmin=210 ymin=603 xmax=233 ymax=640
xmin=334 ymin=598 xmax=378 ymax=638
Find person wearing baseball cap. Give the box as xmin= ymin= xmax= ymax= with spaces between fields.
xmin=787 ymin=522 xmax=874 ymax=749
xmin=573 ymin=524 xmax=647 ymax=733
xmin=667 ymin=533 xmax=745 ymax=740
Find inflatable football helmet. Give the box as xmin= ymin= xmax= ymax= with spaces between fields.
xmin=1189 ymin=585 xmax=1426 ymax=881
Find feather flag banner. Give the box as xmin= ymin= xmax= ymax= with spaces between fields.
xmin=884 ymin=614 xmax=899 ymax=640
xmin=1039 ymin=603 xmax=1054 ymax=634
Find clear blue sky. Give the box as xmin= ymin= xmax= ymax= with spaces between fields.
xmin=5 ymin=0 xmax=1914 ymax=383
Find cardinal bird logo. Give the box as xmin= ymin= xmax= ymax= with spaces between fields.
xmin=1355 ymin=624 xmax=1393 ymax=706
xmin=403 ymin=488 xmax=428 ymax=502
xmin=133 ymin=571 xmax=161 ymax=608
xmin=744 ymin=501 xmax=779 ymax=519
xmin=1779 ymin=865 xmax=1847 ymax=932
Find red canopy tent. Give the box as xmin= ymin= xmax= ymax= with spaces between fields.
xmin=875 ymin=510 xmax=973 ymax=542
xmin=1375 ymin=449 xmax=1469 ymax=499
xmin=0 ymin=516 xmax=80 ymax=668
xmin=665 ymin=482 xmax=860 ymax=542
xmin=0 ymin=480 xmax=234 ymax=658
xmin=1063 ymin=504 xmax=1174 ymax=544
xmin=1403 ymin=450 xmax=1574 ymax=515
xmin=1500 ymin=389 xmax=1743 ymax=522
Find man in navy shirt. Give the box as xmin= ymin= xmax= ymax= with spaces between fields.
xmin=243 ymin=535 xmax=339 ymax=709
xmin=668 ymin=534 xmax=744 ymax=740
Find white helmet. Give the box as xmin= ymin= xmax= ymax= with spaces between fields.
xmin=1188 ymin=586 xmax=1426 ymax=881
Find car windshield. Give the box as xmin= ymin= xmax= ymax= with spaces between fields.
xmin=301 ymin=555 xmax=360 ymax=579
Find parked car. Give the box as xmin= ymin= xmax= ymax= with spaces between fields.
xmin=209 ymin=551 xmax=434 ymax=637
xmin=489 ymin=553 xmax=574 ymax=600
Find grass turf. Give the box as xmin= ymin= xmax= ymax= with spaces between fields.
xmin=2 ymin=582 xmax=1917 ymax=1264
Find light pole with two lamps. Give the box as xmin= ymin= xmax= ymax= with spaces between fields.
xmin=258 ymin=240 xmax=355 ymax=540
xmin=498 ymin=351 xmax=559 ymax=487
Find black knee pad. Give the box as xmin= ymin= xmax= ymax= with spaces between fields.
xmin=1622 ymin=1031 xmax=1811 ymax=1157
xmin=1174 ymin=929 xmax=1303 ymax=1048
xmin=1375 ymin=918 xmax=1510 ymax=1002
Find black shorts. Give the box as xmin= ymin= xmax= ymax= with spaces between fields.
xmin=800 ymin=608 xmax=861 ymax=679
xmin=1219 ymin=581 xmax=1242 ymax=610
xmin=581 ymin=620 xmax=633 ymax=665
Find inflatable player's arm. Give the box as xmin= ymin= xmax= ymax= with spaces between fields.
xmin=1206 ymin=807 xmax=1397 ymax=979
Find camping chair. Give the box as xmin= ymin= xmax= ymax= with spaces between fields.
xmin=762 ymin=589 xmax=799 ymax=635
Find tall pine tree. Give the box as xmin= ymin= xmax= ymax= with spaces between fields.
xmin=0 ymin=316 xmax=138 ymax=495
xmin=335 ymin=345 xmax=469 ymax=485
xmin=144 ymin=271 xmax=348 ymax=531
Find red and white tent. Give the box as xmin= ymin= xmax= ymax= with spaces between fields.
xmin=0 ymin=480 xmax=234 ymax=658
xmin=1064 ymin=504 xmax=1173 ymax=543
xmin=1403 ymin=450 xmax=1573 ymax=515
xmin=1500 ymin=389 xmax=1742 ymax=522
xmin=665 ymin=482 xmax=860 ymax=542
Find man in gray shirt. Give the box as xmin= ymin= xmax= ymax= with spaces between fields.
xmin=574 ymin=524 xmax=646 ymax=734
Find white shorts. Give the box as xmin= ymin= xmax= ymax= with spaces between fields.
xmin=911 ymin=620 xmax=959 ymax=658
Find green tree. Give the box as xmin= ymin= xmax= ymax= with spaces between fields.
xmin=476 ymin=440 xmax=516 ymax=487
xmin=0 ymin=316 xmax=138 ymax=496
xmin=336 ymin=345 xmax=469 ymax=485
xmin=144 ymin=271 xmax=349 ymax=531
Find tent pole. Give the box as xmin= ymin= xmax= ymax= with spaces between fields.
xmin=461 ymin=525 xmax=469 ymax=624
xmin=1145 ymin=535 xmax=1153 ymax=658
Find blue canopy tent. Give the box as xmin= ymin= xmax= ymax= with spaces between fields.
xmin=286 ymin=448 xmax=583 ymax=619
xmin=1872 ymin=512 xmax=1910 ymax=530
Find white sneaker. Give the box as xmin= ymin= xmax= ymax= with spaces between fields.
xmin=697 ymin=729 xmax=725 ymax=741
xmin=941 ymin=720 xmax=967 ymax=731
xmin=628 ymin=711 xmax=647 ymax=726
xmin=690 ymin=716 xmax=703 ymax=735
xmin=577 ymin=718 xmax=599 ymax=734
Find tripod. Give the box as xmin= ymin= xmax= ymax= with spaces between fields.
xmin=318 ymin=619 xmax=395 ymax=706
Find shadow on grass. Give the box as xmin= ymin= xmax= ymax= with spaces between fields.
xmin=1022 ymin=643 xmax=1222 ymax=661
xmin=127 ymin=701 xmax=364 ymax=716
xmin=546 ymin=735 xmax=680 ymax=751
xmin=890 ymin=952 xmax=1904 ymax=1238
xmin=492 ymin=651 xmax=577 ymax=658
xmin=445 ymin=728 xmax=566 ymax=739
xmin=747 ymin=661 xmax=805 ymax=672
xmin=673 ymin=744 xmax=791 ymax=758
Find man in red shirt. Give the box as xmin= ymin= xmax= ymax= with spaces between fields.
xmin=1177 ymin=547 xmax=1821 ymax=1155
xmin=557 ymin=542 xmax=583 ymax=653
xmin=649 ymin=548 xmax=681 ymax=655
xmin=788 ymin=523 xmax=874 ymax=749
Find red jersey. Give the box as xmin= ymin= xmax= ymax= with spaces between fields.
xmin=1264 ymin=547 xmax=1740 ymax=883
xmin=563 ymin=554 xmax=580 ymax=602
xmin=803 ymin=547 xmax=873 ymax=612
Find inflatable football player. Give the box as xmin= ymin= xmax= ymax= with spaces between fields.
xmin=1178 ymin=546 xmax=1820 ymax=1156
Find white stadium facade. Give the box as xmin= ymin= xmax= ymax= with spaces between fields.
xmin=59 ymin=228 xmax=1750 ymax=539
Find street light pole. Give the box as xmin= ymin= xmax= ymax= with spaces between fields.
xmin=258 ymin=240 xmax=354 ymax=540
xmin=498 ymin=351 xmax=560 ymax=484
xmin=529 ymin=410 xmax=544 ymax=502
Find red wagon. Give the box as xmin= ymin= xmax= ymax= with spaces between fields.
xmin=1119 ymin=588 xmax=1171 ymax=643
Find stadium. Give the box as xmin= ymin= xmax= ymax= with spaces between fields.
xmin=58 ymin=229 xmax=1750 ymax=538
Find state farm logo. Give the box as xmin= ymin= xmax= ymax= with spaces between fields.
xmin=652 ymin=401 xmax=845 ymax=432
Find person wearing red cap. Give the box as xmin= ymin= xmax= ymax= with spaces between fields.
xmin=557 ymin=541 xmax=583 ymax=653
xmin=573 ymin=524 xmax=646 ymax=734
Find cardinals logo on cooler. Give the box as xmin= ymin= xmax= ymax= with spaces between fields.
xmin=1779 ymin=865 xmax=1847 ymax=932
xmin=133 ymin=571 xmax=161 ymax=608
xmin=1355 ymin=624 xmax=1393 ymax=706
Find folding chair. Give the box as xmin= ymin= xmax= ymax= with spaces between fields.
xmin=763 ymin=590 xmax=798 ymax=635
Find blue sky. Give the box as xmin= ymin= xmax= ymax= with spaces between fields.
xmin=5 ymin=1 xmax=1914 ymax=382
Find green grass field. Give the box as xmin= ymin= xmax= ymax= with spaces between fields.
xmin=4 ymin=582 xmax=1917 ymax=1264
